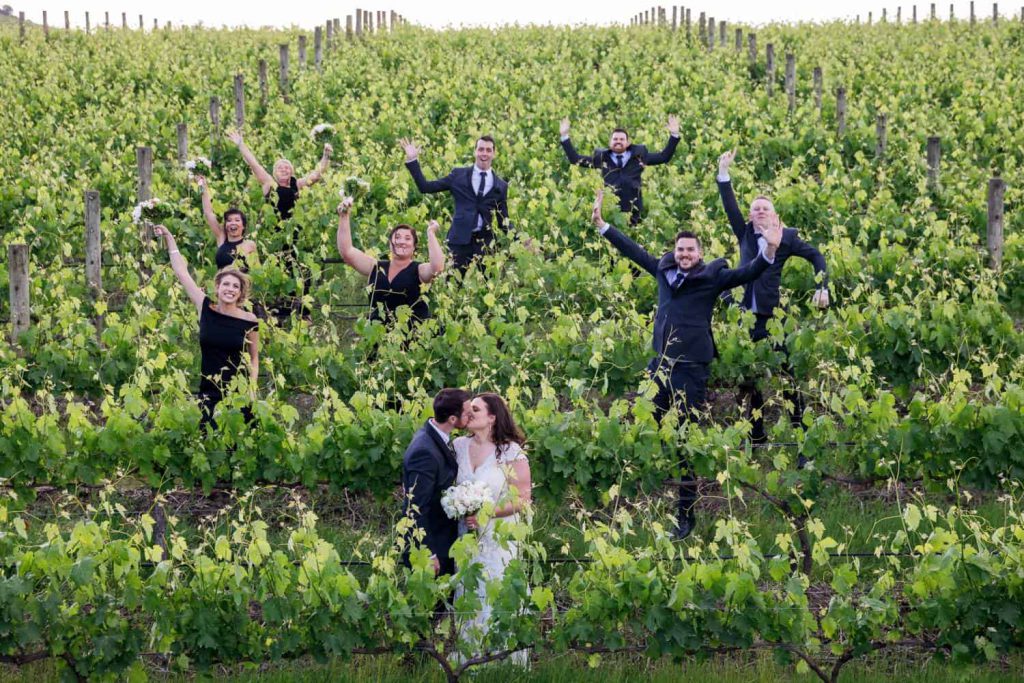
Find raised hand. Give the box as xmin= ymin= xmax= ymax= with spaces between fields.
xmin=761 ymin=212 xmax=783 ymax=251
xmin=398 ymin=137 xmax=421 ymax=162
xmin=426 ymin=219 xmax=440 ymax=236
xmin=667 ymin=114 xmax=680 ymax=136
xmin=337 ymin=196 xmax=354 ymax=216
xmin=193 ymin=174 xmax=207 ymax=189
xmin=226 ymin=129 xmax=243 ymax=146
xmin=718 ymin=149 xmax=736 ymax=176
xmin=812 ymin=288 xmax=830 ymax=309
xmin=322 ymin=142 xmax=333 ymax=158
xmin=559 ymin=117 xmax=571 ymax=137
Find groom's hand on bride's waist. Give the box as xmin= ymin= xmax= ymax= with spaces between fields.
xmin=430 ymin=554 xmax=440 ymax=574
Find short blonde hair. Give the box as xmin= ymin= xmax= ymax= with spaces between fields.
xmin=273 ymin=159 xmax=294 ymax=176
xmin=214 ymin=267 xmax=252 ymax=304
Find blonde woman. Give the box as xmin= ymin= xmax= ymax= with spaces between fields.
xmin=226 ymin=130 xmax=331 ymax=222
xmin=154 ymin=225 xmax=259 ymax=429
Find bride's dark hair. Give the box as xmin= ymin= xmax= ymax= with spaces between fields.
xmin=475 ymin=393 xmax=525 ymax=449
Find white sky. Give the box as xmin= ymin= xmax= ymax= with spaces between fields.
xmin=11 ymin=0 xmax=1001 ymax=29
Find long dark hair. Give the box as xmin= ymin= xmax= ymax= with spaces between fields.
xmin=475 ymin=392 xmax=525 ymax=450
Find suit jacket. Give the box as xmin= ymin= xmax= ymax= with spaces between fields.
xmin=561 ymin=136 xmax=680 ymax=222
xmin=401 ymin=420 xmax=458 ymax=572
xmin=718 ymin=179 xmax=828 ymax=316
xmin=603 ymin=226 xmax=771 ymax=363
xmin=404 ymin=160 xmax=509 ymax=246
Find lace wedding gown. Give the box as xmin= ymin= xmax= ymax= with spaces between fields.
xmin=453 ymin=436 xmax=529 ymax=667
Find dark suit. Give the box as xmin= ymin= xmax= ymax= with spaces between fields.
xmin=401 ymin=420 xmax=458 ymax=575
xmin=602 ymin=225 xmax=771 ymax=521
xmin=717 ymin=178 xmax=828 ymax=321
xmin=717 ymin=177 xmax=828 ymax=442
xmin=404 ymin=160 xmax=509 ymax=271
xmin=562 ymin=136 xmax=680 ymax=224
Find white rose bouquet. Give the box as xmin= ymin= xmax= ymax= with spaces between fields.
xmin=310 ymin=123 xmax=335 ymax=144
xmin=342 ymin=176 xmax=371 ymax=200
xmin=184 ymin=156 xmax=212 ymax=180
xmin=131 ymin=197 xmax=173 ymax=225
xmin=441 ymin=480 xmax=491 ymax=520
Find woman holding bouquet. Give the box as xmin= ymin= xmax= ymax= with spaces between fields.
xmin=153 ymin=225 xmax=259 ymax=430
xmin=334 ymin=196 xmax=445 ymax=324
xmin=194 ymin=175 xmax=257 ymax=270
xmin=452 ymin=393 xmax=531 ymax=666
xmin=226 ymin=129 xmax=331 ymax=222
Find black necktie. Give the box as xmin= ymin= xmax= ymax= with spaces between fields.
xmin=671 ymin=269 xmax=685 ymax=291
xmin=615 ymin=154 xmax=624 ymax=168
xmin=477 ymin=171 xmax=487 ymax=197
xmin=446 ymin=440 xmax=457 ymax=460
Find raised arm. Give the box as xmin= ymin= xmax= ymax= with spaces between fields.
xmin=153 ymin=225 xmax=205 ymax=313
xmin=788 ymin=231 xmax=830 ymax=308
xmin=298 ymin=143 xmax=332 ymax=190
xmin=227 ymin=130 xmax=274 ymax=193
xmin=399 ymin=138 xmax=452 ymax=194
xmin=715 ymin=151 xmax=748 ymax=240
xmin=418 ymin=220 xmax=445 ymax=283
xmin=559 ymin=118 xmax=596 ymax=168
xmin=592 ymin=190 xmax=659 ymax=276
xmin=195 ymin=175 xmax=225 ymax=244
xmin=335 ymin=197 xmax=377 ymax=277
xmin=643 ymin=115 xmax=681 ymax=165
xmin=246 ymin=327 xmax=259 ymax=396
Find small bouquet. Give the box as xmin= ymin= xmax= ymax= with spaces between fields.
xmin=441 ymin=480 xmax=491 ymax=520
xmin=184 ymin=156 xmax=212 ymax=180
xmin=343 ymin=176 xmax=371 ymax=200
xmin=131 ymin=197 xmax=173 ymax=225
xmin=310 ymin=123 xmax=335 ymax=144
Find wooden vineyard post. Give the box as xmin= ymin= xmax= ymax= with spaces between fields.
xmin=836 ymin=87 xmax=847 ymax=136
xmin=86 ymin=11 xmax=90 ymax=34
xmin=259 ymin=60 xmax=269 ymax=108
xmin=18 ymin=11 xmax=24 ymax=42
xmin=209 ymin=96 xmax=221 ymax=161
xmin=234 ymin=75 xmax=245 ymax=130
xmin=785 ymin=53 xmax=796 ymax=113
xmin=813 ymin=67 xmax=823 ymax=116
xmin=748 ymin=33 xmax=756 ymax=65
xmin=875 ymin=114 xmax=888 ymax=159
xmin=927 ymin=136 xmax=941 ymax=191
xmin=137 ymin=146 xmax=154 ymax=246
xmin=987 ymin=177 xmax=1006 ymax=269
xmin=298 ymin=34 xmax=307 ymax=68
xmin=8 ymin=245 xmax=30 ymax=343
xmin=766 ymin=43 xmax=775 ymax=96
xmin=84 ymin=188 xmax=103 ymax=332
xmin=65 ymin=10 xmax=70 ymax=30
xmin=43 ymin=11 xmax=49 ymax=38
xmin=347 ymin=15 xmax=354 ymax=40
xmin=325 ymin=19 xmax=333 ymax=49
xmin=315 ymin=26 xmax=323 ymax=70
xmin=735 ymin=28 xmax=742 ymax=50
xmin=177 ymin=123 xmax=188 ymax=165
xmin=279 ymin=44 xmax=290 ymax=103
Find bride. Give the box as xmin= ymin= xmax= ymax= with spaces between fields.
xmin=453 ymin=392 xmax=532 ymax=666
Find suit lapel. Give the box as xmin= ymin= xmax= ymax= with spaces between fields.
xmin=423 ymin=420 xmax=456 ymax=470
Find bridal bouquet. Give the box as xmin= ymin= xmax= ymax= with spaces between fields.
xmin=441 ymin=480 xmax=491 ymax=520
xmin=183 ymin=156 xmax=212 ymax=180
xmin=310 ymin=123 xmax=335 ymax=143
xmin=131 ymin=197 xmax=173 ymax=225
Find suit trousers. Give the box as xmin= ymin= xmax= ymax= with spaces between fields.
xmin=449 ymin=230 xmax=494 ymax=274
xmin=647 ymin=357 xmax=709 ymax=522
xmin=742 ymin=313 xmax=805 ymax=442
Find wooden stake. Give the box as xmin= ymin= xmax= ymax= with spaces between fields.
xmin=987 ymin=177 xmax=1006 ymax=269
xmin=84 ymin=190 xmax=102 ymax=296
xmin=209 ymin=97 xmax=221 ymax=156
xmin=65 ymin=10 xmax=70 ymax=30
xmin=298 ymin=35 xmax=307 ymax=67
xmin=43 ymin=11 xmax=49 ymax=38
xmin=279 ymin=44 xmax=290 ymax=102
xmin=766 ymin=43 xmax=775 ymax=96
xmin=748 ymin=33 xmax=756 ymax=64
xmin=136 ymin=147 xmax=153 ymax=203
xmin=315 ymin=26 xmax=323 ymax=69
xmin=7 ymin=245 xmax=29 ymax=342
xmin=926 ymin=136 xmax=941 ymax=190
xmin=234 ymin=74 xmax=245 ymax=130
xmin=837 ymin=87 xmax=847 ymax=135
xmin=735 ymin=28 xmax=742 ymax=50
xmin=813 ymin=66 xmax=823 ymax=114
xmin=785 ymin=53 xmax=796 ymax=113
xmin=875 ymin=114 xmax=888 ymax=159
xmin=259 ymin=60 xmax=269 ymax=107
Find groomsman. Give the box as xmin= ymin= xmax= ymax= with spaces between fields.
xmin=716 ymin=150 xmax=829 ymax=448
xmin=400 ymin=136 xmax=509 ymax=274
xmin=560 ymin=115 xmax=680 ymax=225
xmin=591 ymin=190 xmax=782 ymax=540
xmin=401 ymin=388 xmax=472 ymax=576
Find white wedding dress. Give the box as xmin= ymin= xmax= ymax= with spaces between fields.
xmin=453 ymin=436 xmax=529 ymax=667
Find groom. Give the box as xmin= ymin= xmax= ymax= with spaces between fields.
xmin=401 ymin=388 xmax=472 ymax=575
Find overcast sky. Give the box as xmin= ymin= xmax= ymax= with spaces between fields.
xmin=12 ymin=0 xmax=996 ymax=29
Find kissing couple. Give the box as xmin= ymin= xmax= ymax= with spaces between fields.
xmin=400 ymin=388 xmax=532 ymax=661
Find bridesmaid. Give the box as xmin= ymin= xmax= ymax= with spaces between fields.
xmin=194 ymin=175 xmax=257 ymax=270
xmin=154 ymin=225 xmax=259 ymax=429
xmin=334 ymin=196 xmax=444 ymax=324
